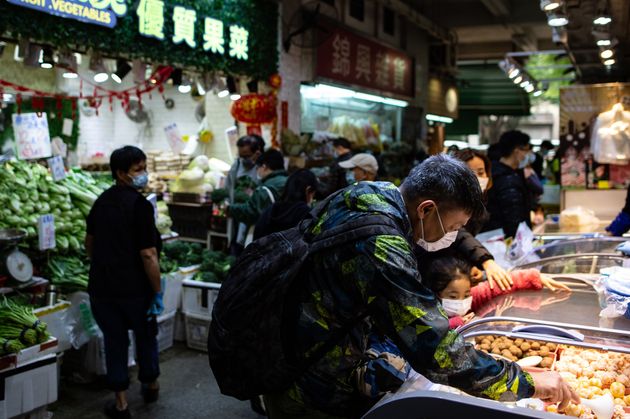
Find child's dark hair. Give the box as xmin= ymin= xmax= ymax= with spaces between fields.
xmin=282 ymin=169 xmax=318 ymax=203
xmin=423 ymin=256 xmax=472 ymax=295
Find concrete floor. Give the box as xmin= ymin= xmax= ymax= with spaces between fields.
xmin=50 ymin=343 xmax=262 ymax=419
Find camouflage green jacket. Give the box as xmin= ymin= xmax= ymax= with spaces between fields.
xmin=287 ymin=181 xmax=534 ymax=416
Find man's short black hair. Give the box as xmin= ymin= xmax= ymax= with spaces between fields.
xmin=256 ymin=149 xmax=285 ymax=171
xmin=541 ymin=140 xmax=554 ymax=151
xmin=110 ymin=146 xmax=146 ymax=181
xmin=332 ymin=137 xmax=352 ymax=150
xmin=498 ymin=130 xmax=530 ymax=158
xmin=400 ymin=154 xmax=484 ymax=219
xmin=236 ymin=135 xmax=265 ymax=153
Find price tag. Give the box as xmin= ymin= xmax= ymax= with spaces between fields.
xmin=48 ymin=156 xmax=66 ymax=181
xmin=38 ymin=214 xmax=56 ymax=251
xmin=13 ymin=112 xmax=52 ymax=160
xmin=164 ymin=123 xmax=185 ymax=154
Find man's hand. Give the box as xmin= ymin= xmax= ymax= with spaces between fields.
xmin=529 ymin=370 xmax=579 ymax=411
xmin=470 ymin=267 xmax=484 ymax=285
xmin=540 ymin=274 xmax=572 ymax=292
xmin=482 ymin=259 xmax=512 ymax=291
xmin=494 ymin=295 xmax=514 ymax=317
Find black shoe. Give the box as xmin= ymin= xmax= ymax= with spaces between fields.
xmin=141 ymin=383 xmax=160 ymax=404
xmin=104 ymin=401 xmax=131 ymax=419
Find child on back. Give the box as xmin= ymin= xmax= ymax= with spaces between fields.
xmin=423 ymin=256 xmax=571 ymax=329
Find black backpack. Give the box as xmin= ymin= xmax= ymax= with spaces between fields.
xmin=208 ymin=196 xmax=402 ymax=400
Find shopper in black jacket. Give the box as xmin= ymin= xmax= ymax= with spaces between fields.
xmin=485 ymin=130 xmax=535 ymax=238
xmin=253 ymin=169 xmax=318 ymax=240
xmin=319 ymin=137 xmax=353 ymax=197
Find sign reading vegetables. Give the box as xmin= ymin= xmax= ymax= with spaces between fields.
xmin=6 ymin=0 xmax=127 ymax=28
xmin=12 ymin=112 xmax=52 ymax=160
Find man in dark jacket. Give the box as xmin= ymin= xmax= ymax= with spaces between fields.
xmin=319 ymin=137 xmax=353 ymax=197
xmin=485 ymin=131 xmax=536 ymax=238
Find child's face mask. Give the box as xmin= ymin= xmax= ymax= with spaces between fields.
xmin=441 ymin=297 xmax=473 ymax=317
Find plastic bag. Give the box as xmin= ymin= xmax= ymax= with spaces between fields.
xmin=475 ymin=229 xmax=511 ymax=269
xmin=559 ymin=206 xmax=600 ymax=228
xmin=508 ymin=222 xmax=535 ymax=263
xmin=67 ymin=292 xmax=101 ymax=349
xmin=596 ymin=267 xmax=630 ymax=319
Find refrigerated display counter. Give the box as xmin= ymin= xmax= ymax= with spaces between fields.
xmin=533 ymin=220 xmax=614 ymax=242
xmin=520 ymin=237 xmax=628 ymax=262
xmin=513 ymin=254 xmax=627 ymax=274
xmin=365 ymin=275 xmax=630 ymax=419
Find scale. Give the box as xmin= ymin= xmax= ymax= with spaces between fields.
xmin=0 ymin=229 xmax=34 ymax=284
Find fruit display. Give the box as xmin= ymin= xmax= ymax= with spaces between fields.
xmin=547 ymin=347 xmax=630 ymax=417
xmin=473 ymin=335 xmax=557 ymax=367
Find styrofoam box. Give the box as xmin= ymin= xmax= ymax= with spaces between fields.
xmin=173 ymin=312 xmax=186 ymax=342
xmin=162 ymin=271 xmax=183 ymax=314
xmin=34 ymin=301 xmax=72 ymax=353
xmin=182 ymin=279 xmax=221 ymax=318
xmin=184 ymin=312 xmax=211 ymax=352
xmin=157 ymin=311 xmax=176 ymax=353
xmin=0 ymin=354 xmax=58 ymax=419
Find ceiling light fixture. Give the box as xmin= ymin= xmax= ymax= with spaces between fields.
xmin=603 ymin=58 xmax=615 ymax=66
xmin=508 ymin=68 xmax=520 ymax=79
xmin=540 ymin=0 xmax=561 ymax=12
xmin=111 ymin=59 xmax=132 ymax=84
xmin=600 ymin=48 xmax=614 ymax=59
xmin=89 ymin=54 xmax=109 ymax=83
xmin=513 ymin=75 xmax=523 ymax=84
xmin=547 ymin=12 xmax=569 ymax=27
xmin=597 ymin=39 xmax=611 ymax=46
xmin=39 ymin=47 xmax=54 ymax=69
xmin=525 ymin=84 xmax=535 ymax=93
xmin=593 ymin=14 xmax=612 ymax=25
xmin=230 ymin=93 xmax=241 ymax=101
xmin=533 ymin=90 xmax=544 ymax=97
xmin=218 ymin=89 xmax=230 ymax=98
xmin=520 ymin=80 xmax=530 ymax=88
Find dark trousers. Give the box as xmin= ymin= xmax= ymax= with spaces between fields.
xmin=91 ymin=296 xmax=160 ymax=392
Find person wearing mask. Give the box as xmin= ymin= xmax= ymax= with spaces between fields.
xmin=485 ymin=130 xmax=537 ymax=238
xmin=422 ymin=256 xmax=570 ymax=329
xmin=263 ymin=154 xmax=577 ymax=418
xmin=85 ymin=146 xmax=163 ymax=419
xmin=225 ymin=135 xmax=266 ymax=255
xmin=229 ymin=149 xmax=288 ymax=244
xmin=606 ymin=184 xmax=630 ymax=236
xmin=254 ymin=169 xmax=318 ymax=240
xmin=320 ymin=137 xmax=353 ymax=197
xmin=338 ymin=153 xmax=379 ymax=183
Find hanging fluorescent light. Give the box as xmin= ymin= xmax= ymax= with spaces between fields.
xmin=600 ymin=48 xmax=614 ymax=59
xmin=89 ymin=54 xmax=108 ymax=83
xmin=597 ymin=39 xmax=612 ymax=46
xmin=547 ymin=12 xmax=569 ymax=27
xmin=39 ymin=47 xmax=54 ymax=69
xmin=525 ymin=84 xmax=535 ymax=93
xmin=2 ymin=93 xmax=13 ymax=102
xmin=230 ymin=94 xmax=241 ymax=101
xmin=178 ymin=75 xmax=192 ymax=94
xmin=513 ymin=75 xmax=523 ymax=84
xmin=533 ymin=89 xmax=544 ymax=97
xmin=301 ymin=84 xmax=409 ymax=107
xmin=58 ymin=50 xmax=78 ymax=79
xmin=593 ymin=14 xmax=612 ymax=25
xmin=426 ymin=114 xmax=454 ymax=124
xmin=218 ymin=89 xmax=230 ymax=98
xmin=603 ymin=58 xmax=615 ymax=66
xmin=519 ymin=80 xmax=530 ymax=88
xmin=111 ymin=59 xmax=132 ymax=84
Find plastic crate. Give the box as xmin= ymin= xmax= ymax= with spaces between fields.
xmin=157 ymin=311 xmax=176 ymax=353
xmin=182 ymin=279 xmax=221 ymax=318
xmin=162 ymin=271 xmax=183 ymax=313
xmin=184 ymin=312 xmax=211 ymax=352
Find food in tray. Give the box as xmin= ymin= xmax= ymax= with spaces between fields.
xmin=547 ymin=347 xmax=630 ymax=418
xmin=473 ymin=335 xmax=557 ymax=367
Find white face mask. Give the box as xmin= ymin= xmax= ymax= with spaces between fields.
xmin=441 ymin=297 xmax=473 ymax=317
xmin=477 ymin=176 xmax=489 ymax=191
xmin=416 ymin=206 xmax=458 ymax=252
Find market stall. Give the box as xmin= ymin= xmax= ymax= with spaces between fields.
xmin=366 ymin=273 xmax=630 ymax=419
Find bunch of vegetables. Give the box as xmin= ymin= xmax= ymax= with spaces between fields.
xmin=0 ymin=159 xmax=108 ymax=252
xmin=156 ymin=201 xmax=173 ymax=236
xmin=195 ymin=250 xmax=235 ymax=283
xmin=0 ymin=299 xmax=50 ymax=355
xmin=45 ymin=254 xmax=90 ymax=293
xmin=160 ymin=241 xmax=204 ymax=273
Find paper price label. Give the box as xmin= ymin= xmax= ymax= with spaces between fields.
xmin=13 ymin=112 xmax=52 ymax=160
xmin=48 ymin=156 xmax=66 ymax=181
xmin=164 ymin=123 xmax=185 ymax=154
xmin=38 ymin=214 xmax=56 ymax=251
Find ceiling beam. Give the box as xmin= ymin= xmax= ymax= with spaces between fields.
xmin=480 ymin=0 xmax=510 ymax=17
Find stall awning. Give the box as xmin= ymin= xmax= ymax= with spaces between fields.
xmin=449 ymin=63 xmax=531 ymax=136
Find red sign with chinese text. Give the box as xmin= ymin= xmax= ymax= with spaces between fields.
xmin=316 ymin=26 xmax=414 ymax=98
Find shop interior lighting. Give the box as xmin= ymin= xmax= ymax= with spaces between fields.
xmin=508 ymin=67 xmax=520 ymax=79
xmin=301 ymin=84 xmax=409 ymax=107
xmin=600 ymin=48 xmax=614 ymax=59
xmin=111 ymin=59 xmax=132 ymax=84
xmin=533 ymin=89 xmax=544 ymax=97
xmin=519 ymin=80 xmax=531 ymax=88
xmin=540 ymin=0 xmax=562 ymax=12
xmin=230 ymin=93 xmax=241 ymax=101
xmin=2 ymin=93 xmax=13 ymax=102
xmin=597 ymin=39 xmax=612 ymax=46
xmin=218 ymin=89 xmax=230 ymax=98
xmin=89 ymin=54 xmax=108 ymax=83
xmin=58 ymin=51 xmax=78 ymax=79
xmin=39 ymin=47 xmax=54 ymax=69
xmin=211 ymin=76 xmax=227 ymax=96
xmin=513 ymin=75 xmax=523 ymax=84
xmin=178 ymin=76 xmax=192 ymax=94
xmin=525 ymin=84 xmax=535 ymax=93
xmin=603 ymin=58 xmax=615 ymax=66
xmin=593 ymin=13 xmax=612 ymax=25
xmin=547 ymin=12 xmax=569 ymax=27
xmin=426 ymin=114 xmax=454 ymax=124
xmin=226 ymin=76 xmax=241 ymax=100
xmin=196 ymin=81 xmax=206 ymax=96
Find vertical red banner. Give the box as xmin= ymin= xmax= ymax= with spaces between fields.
xmin=281 ymin=101 xmax=288 ymax=129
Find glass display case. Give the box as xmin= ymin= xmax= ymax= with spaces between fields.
xmin=513 ymin=254 xmax=627 ymax=274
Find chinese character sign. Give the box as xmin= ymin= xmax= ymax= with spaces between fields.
xmin=48 ymin=156 xmax=66 ymax=182
xmin=204 ymin=17 xmax=225 ymax=54
xmin=13 ymin=112 xmax=52 ymax=160
xmin=137 ymin=0 xmax=165 ymax=40
xmin=38 ymin=214 xmax=56 ymax=251
xmin=317 ymin=26 xmax=414 ymax=98
xmin=172 ymin=6 xmax=197 ymax=48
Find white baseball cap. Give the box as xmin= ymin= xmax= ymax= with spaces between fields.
xmin=339 ymin=153 xmax=379 ymax=174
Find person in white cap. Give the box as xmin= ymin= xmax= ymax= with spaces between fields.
xmin=339 ymin=153 xmax=379 ymax=183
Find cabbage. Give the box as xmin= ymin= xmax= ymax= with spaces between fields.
xmin=208 ymin=158 xmax=231 ymax=173
xmin=178 ymin=168 xmax=205 ymax=187
xmin=189 ymin=155 xmax=210 ymax=172
xmin=204 ymin=171 xmax=225 ymax=189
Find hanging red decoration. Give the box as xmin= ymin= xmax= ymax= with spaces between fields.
xmin=16 ymin=94 xmax=22 ymax=114
xmin=71 ymin=98 xmax=77 ymax=120
xmin=56 ymin=97 xmax=63 ymax=120
xmin=231 ymin=94 xmax=277 ymax=124
xmin=31 ymin=96 xmax=45 ymax=117
xmin=269 ymin=74 xmax=282 ymax=90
